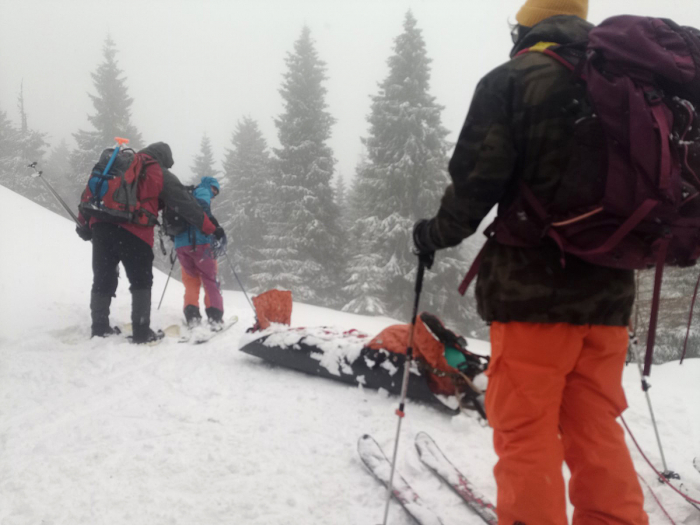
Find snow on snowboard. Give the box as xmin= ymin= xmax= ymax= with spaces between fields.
xmin=358 ymin=433 xmax=497 ymax=525
xmin=177 ymin=316 xmax=238 ymax=344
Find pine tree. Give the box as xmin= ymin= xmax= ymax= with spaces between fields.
xmin=344 ymin=12 xmax=468 ymax=328
xmin=217 ymin=117 xmax=274 ymax=293
xmin=71 ymin=36 xmax=142 ymax=182
xmin=40 ymin=139 xmax=73 ymax=214
xmin=191 ymin=134 xmax=220 ymax=181
xmin=0 ymin=108 xmax=21 ymax=191
xmin=15 ymin=84 xmax=48 ymax=203
xmin=335 ymin=174 xmax=347 ymax=214
xmin=0 ymin=86 xmax=48 ymax=206
xmin=268 ymin=26 xmax=343 ymax=306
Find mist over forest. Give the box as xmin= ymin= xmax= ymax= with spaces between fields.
xmin=1 ymin=0 xmax=699 ymax=360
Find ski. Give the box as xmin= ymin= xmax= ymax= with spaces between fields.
xmin=415 ymin=432 xmax=497 ymax=525
xmin=178 ymin=316 xmax=238 ymax=344
xmin=358 ymin=434 xmax=445 ymax=525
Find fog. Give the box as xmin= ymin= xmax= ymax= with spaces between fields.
xmin=1 ymin=0 xmax=699 ymax=182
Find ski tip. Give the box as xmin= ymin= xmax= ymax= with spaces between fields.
xmin=357 ymin=434 xmax=376 ymax=453
xmin=415 ymin=431 xmax=432 ymax=445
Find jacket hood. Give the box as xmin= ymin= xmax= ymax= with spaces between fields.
xmin=511 ymin=15 xmax=592 ymax=57
xmin=139 ymin=142 xmax=174 ymax=169
xmin=198 ymin=176 xmax=220 ymax=195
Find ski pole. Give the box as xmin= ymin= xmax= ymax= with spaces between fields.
xmin=158 ymin=249 xmax=178 ymax=310
xmin=27 ymin=162 xmax=81 ymax=225
xmin=628 ymin=332 xmax=678 ymax=480
xmin=382 ymin=256 xmax=427 ymax=525
xmin=222 ymin=251 xmax=255 ymax=315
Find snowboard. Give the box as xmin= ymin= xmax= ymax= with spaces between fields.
xmin=57 ymin=325 xmax=157 ymax=345
xmin=177 ymin=316 xmax=238 ymax=344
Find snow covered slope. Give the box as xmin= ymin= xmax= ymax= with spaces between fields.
xmin=1 ymin=185 xmax=698 ymax=525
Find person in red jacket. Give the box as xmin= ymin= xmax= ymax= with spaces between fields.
xmin=76 ymin=142 xmax=224 ymax=344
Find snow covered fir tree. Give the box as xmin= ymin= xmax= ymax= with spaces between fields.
xmin=343 ymin=11 xmax=471 ymax=331
xmin=191 ymin=134 xmax=219 ymax=180
xmin=0 ymin=10 xmax=696 ymax=360
xmin=70 ymin=36 xmax=142 ymax=208
xmin=266 ymin=26 xmax=344 ymax=307
xmin=217 ymin=117 xmax=276 ymax=294
xmin=0 ymin=87 xmax=47 ymax=207
xmin=30 ymin=139 xmax=72 ymax=217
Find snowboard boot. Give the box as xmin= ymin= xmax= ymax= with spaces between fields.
xmin=205 ymin=307 xmax=224 ymax=331
xmin=90 ymin=293 xmax=119 ymax=337
xmin=184 ymin=304 xmax=202 ymax=329
xmin=130 ymin=288 xmax=162 ymax=344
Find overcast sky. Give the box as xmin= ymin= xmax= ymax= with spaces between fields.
xmin=1 ymin=0 xmax=699 ymax=184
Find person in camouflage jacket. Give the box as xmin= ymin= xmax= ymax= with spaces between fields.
xmin=413 ymin=1 xmax=648 ymax=524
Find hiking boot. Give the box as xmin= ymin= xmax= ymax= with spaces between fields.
xmin=131 ymin=288 xmax=152 ymax=330
xmin=205 ymin=307 xmax=224 ymax=330
xmin=90 ymin=293 xmax=113 ymax=336
xmin=184 ymin=304 xmax=202 ymax=328
xmin=131 ymin=326 xmax=164 ymax=344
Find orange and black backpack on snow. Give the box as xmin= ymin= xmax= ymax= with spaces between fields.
xmin=79 ymin=146 xmax=159 ymax=227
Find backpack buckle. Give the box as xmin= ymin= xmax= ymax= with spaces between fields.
xmin=644 ymin=87 xmax=663 ymax=104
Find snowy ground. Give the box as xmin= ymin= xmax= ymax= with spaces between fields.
xmin=1 ymin=185 xmax=699 ymax=525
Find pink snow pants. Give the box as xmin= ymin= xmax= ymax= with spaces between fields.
xmin=176 ymin=245 xmax=223 ymax=311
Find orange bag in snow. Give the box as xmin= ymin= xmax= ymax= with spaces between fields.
xmin=252 ymin=289 xmax=292 ymax=330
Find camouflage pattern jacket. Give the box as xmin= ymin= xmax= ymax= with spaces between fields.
xmin=426 ymin=15 xmax=634 ymax=326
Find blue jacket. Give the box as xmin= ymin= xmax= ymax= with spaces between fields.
xmin=174 ymin=177 xmax=221 ymax=249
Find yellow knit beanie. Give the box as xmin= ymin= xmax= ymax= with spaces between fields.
xmin=516 ymin=0 xmax=588 ymax=27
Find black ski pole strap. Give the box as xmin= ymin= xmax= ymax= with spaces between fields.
xmin=680 ymin=271 xmax=700 ymax=365
xmin=158 ymin=227 xmax=167 ymax=256
xmin=643 ymin=238 xmax=670 ymax=379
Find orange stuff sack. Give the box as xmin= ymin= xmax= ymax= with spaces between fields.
xmin=367 ymin=314 xmax=456 ymax=395
xmin=252 ymin=289 xmax=293 ymax=330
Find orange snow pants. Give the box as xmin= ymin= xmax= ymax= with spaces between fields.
xmin=181 ymin=263 xmax=218 ymax=309
xmin=485 ymin=322 xmax=648 ymax=525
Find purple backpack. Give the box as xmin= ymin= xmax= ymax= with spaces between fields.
xmin=463 ymin=16 xmax=700 ymax=379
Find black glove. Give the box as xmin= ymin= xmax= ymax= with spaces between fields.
xmin=412 ymin=219 xmax=436 ymax=269
xmin=76 ymin=224 xmax=92 ymax=241
xmin=213 ymin=226 xmax=225 ymax=240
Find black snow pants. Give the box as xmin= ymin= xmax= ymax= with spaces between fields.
xmin=90 ymin=222 xmax=154 ymax=334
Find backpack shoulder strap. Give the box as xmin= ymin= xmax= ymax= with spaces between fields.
xmin=516 ymin=41 xmax=579 ymax=72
